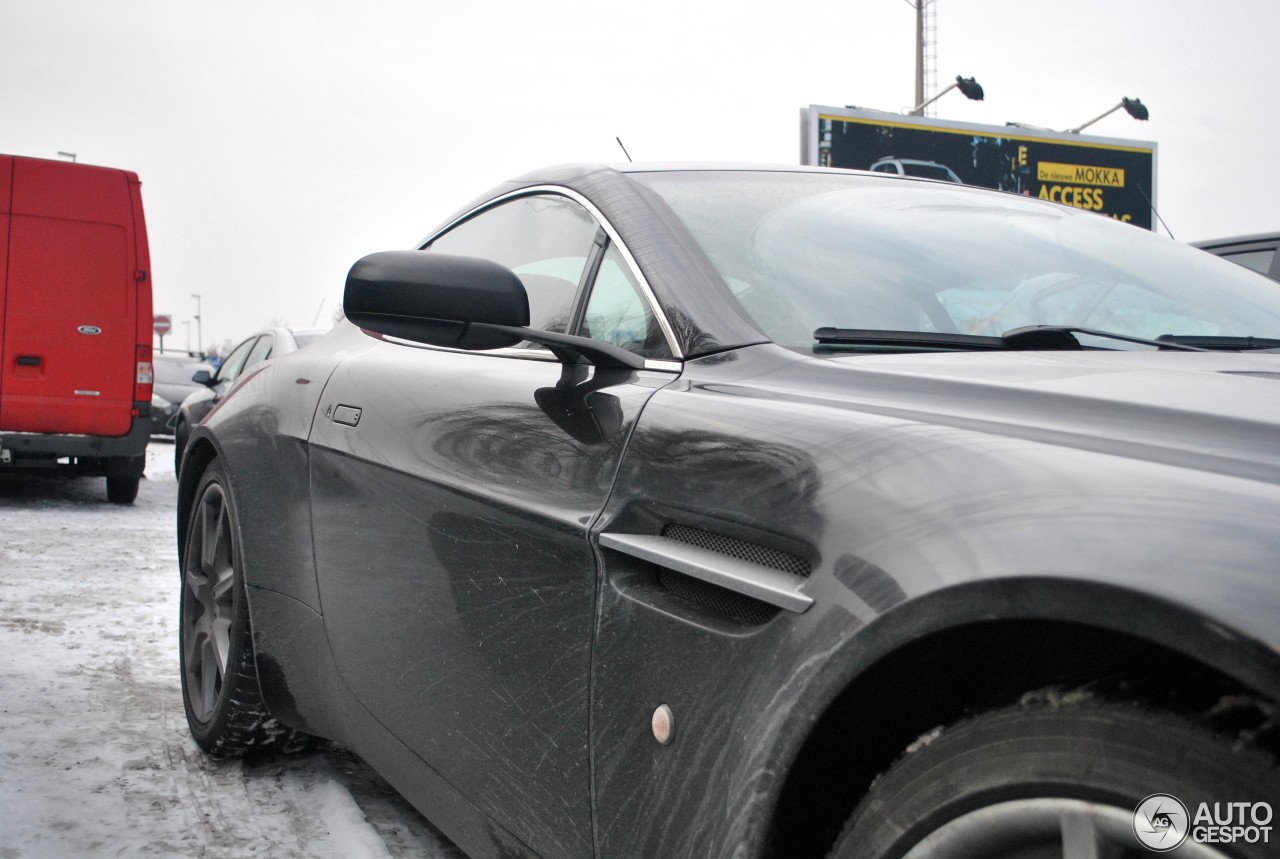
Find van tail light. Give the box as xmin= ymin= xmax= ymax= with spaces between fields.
xmin=136 ymin=345 xmax=154 ymax=401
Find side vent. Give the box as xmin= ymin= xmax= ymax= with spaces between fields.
xmin=662 ymin=524 xmax=812 ymax=578
xmin=660 ymin=524 xmax=811 ymax=625
xmin=604 ymin=524 xmax=813 ymax=626
xmin=657 ymin=567 xmax=782 ymax=626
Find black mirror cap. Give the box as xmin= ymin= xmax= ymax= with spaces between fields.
xmin=343 ymin=251 xmax=531 ymax=351
xmin=191 ymin=369 xmax=213 ymax=385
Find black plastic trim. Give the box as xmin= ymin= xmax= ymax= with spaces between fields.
xmin=0 ymin=412 xmax=151 ymax=459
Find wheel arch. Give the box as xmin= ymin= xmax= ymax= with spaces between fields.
xmin=175 ymin=435 xmax=221 ymax=569
xmin=762 ymin=577 xmax=1280 ymax=859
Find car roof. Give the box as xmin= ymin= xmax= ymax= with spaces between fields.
xmin=509 ymin=162 xmax=865 ymax=182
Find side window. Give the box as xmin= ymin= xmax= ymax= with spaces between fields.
xmin=582 ymin=245 xmax=672 ymax=359
xmin=216 ymin=336 xmax=259 ymax=384
xmin=244 ymin=334 xmax=274 ymax=370
xmin=1222 ymin=249 xmax=1276 ymax=275
xmin=428 ymin=195 xmax=598 ymax=337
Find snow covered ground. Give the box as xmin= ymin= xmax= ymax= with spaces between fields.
xmin=0 ymin=443 xmax=465 ymax=858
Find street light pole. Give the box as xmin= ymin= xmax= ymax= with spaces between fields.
xmin=1066 ymin=97 xmax=1149 ymax=134
xmin=910 ymin=75 xmax=985 ymax=115
xmin=914 ymin=0 xmax=925 ymax=115
xmin=190 ymin=294 xmax=202 ymax=354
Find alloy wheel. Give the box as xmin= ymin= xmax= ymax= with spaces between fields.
xmin=181 ymin=481 xmax=236 ymax=723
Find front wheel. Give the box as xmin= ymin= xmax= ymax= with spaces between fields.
xmin=830 ymin=697 xmax=1279 ymax=859
xmin=179 ymin=460 xmax=314 ymax=757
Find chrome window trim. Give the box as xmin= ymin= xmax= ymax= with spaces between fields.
xmin=420 ymin=185 xmax=684 ymax=360
xmin=381 ymin=334 xmax=683 ymax=374
xmin=642 ymin=359 xmax=683 ymax=373
xmin=383 ymin=335 xmax=560 ymax=362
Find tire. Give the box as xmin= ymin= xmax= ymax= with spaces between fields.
xmin=179 ymin=459 xmax=314 ymax=757
xmin=829 ymin=695 xmax=1279 ymax=859
xmin=106 ymin=454 xmax=144 ymax=504
xmin=106 ymin=473 xmax=140 ymax=504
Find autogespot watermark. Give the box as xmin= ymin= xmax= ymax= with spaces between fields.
xmin=1133 ymin=793 xmax=1274 ymax=852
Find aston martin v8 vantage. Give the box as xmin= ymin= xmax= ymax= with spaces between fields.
xmin=177 ymin=165 xmax=1280 ymax=859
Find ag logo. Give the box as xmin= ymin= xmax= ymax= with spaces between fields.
xmin=77 ymin=325 xmax=102 ymax=335
xmin=1134 ymin=793 xmax=1190 ymax=851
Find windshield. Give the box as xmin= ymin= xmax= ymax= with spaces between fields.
xmin=631 ymin=171 xmax=1280 ymax=351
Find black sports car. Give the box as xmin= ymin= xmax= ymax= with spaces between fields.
xmin=150 ymin=352 xmax=213 ymax=437
xmin=177 ymin=165 xmax=1280 ymax=859
xmin=1194 ymin=232 xmax=1280 ymax=281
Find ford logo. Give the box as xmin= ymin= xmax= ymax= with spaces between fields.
xmin=77 ymin=325 xmax=102 ymax=335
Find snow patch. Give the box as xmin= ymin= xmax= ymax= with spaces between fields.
xmin=0 ymin=443 xmax=464 ymax=857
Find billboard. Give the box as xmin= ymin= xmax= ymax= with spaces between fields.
xmin=800 ymin=106 xmax=1158 ymax=230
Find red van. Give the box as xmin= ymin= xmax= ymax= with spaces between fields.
xmin=0 ymin=155 xmax=154 ymax=503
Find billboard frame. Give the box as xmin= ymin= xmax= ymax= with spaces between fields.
xmin=800 ymin=105 xmax=1159 ymax=229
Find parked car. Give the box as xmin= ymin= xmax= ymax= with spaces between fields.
xmin=1193 ymin=232 xmax=1280 ymax=280
xmin=150 ymin=352 xmax=213 ymax=437
xmin=176 ymin=164 xmax=1280 ymax=859
xmin=869 ymin=156 xmax=962 ymax=183
xmin=0 ymin=154 xmax=153 ymax=503
xmin=172 ymin=326 xmax=324 ymax=471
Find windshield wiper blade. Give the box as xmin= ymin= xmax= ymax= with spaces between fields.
xmin=814 ymin=326 xmax=1088 ymax=352
xmin=1155 ymin=334 xmax=1280 ymax=351
xmin=815 ymin=325 xmax=1226 ymax=353
xmin=814 ymin=328 xmax=1007 ymax=351
xmin=1005 ymin=325 xmax=1212 ymax=351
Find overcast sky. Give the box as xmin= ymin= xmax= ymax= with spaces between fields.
xmin=3 ymin=0 xmax=1276 ymax=351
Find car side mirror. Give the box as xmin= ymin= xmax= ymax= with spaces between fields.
xmin=344 ymin=250 xmax=647 ymax=369
xmin=191 ymin=369 xmax=213 ymax=385
xmin=343 ymin=251 xmax=530 ymax=351
xmin=534 ymin=364 xmax=627 ymax=445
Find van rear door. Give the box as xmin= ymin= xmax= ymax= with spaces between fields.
xmin=0 ymin=157 xmax=11 ymax=427
xmin=1 ymin=158 xmax=143 ymax=436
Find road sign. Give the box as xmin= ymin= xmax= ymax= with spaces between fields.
xmin=153 ymin=314 xmax=172 ymax=336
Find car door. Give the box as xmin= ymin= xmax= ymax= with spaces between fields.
xmin=308 ymin=192 xmax=678 ymax=859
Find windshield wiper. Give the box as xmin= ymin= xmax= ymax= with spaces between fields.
xmin=813 ymin=326 xmax=1087 ymax=351
xmin=814 ymin=328 xmax=1007 ymax=351
xmin=814 ymin=325 xmax=1217 ymax=352
xmin=1005 ymin=325 xmax=1213 ymax=351
xmin=1155 ymin=334 xmax=1280 ymax=351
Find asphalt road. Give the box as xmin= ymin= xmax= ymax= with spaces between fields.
xmin=0 ymin=441 xmax=465 ymax=858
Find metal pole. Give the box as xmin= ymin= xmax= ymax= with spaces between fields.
xmin=1067 ymin=104 xmax=1123 ymax=134
xmin=914 ymin=1 xmax=925 ymax=115
xmin=911 ymin=81 xmax=957 ymax=115
xmin=191 ymin=294 xmax=202 ymax=353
